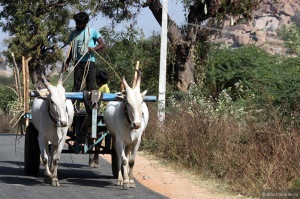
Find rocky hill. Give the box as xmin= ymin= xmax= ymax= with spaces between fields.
xmin=213 ymin=0 xmax=300 ymax=55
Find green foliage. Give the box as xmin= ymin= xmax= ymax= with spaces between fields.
xmin=0 ymin=76 xmax=15 ymax=86
xmin=50 ymin=73 xmax=74 ymax=92
xmin=0 ymin=84 xmax=17 ymax=113
xmin=205 ymin=46 xmax=267 ymax=98
xmin=0 ymin=0 xmax=93 ymax=88
xmin=278 ymin=25 xmax=300 ymax=55
xmin=91 ymin=0 xmax=262 ymax=92
xmin=96 ymin=27 xmax=160 ymax=94
xmin=0 ymin=1 xmax=71 ymax=64
xmin=182 ymin=0 xmax=261 ymax=20
xmin=92 ymin=0 xmax=141 ymax=22
xmin=204 ymin=45 xmax=300 ymax=116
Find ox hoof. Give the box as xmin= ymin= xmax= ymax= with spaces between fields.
xmin=88 ymin=161 xmax=94 ymax=167
xmin=89 ymin=161 xmax=100 ymax=168
xmin=128 ymin=181 xmax=136 ymax=188
xmin=117 ymin=180 xmax=123 ymax=186
xmin=52 ymin=178 xmax=60 ymax=187
xmin=123 ymin=182 xmax=129 ymax=189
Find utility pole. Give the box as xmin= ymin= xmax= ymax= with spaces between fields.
xmin=158 ymin=0 xmax=168 ymax=122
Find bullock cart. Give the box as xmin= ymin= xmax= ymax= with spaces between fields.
xmin=23 ymin=89 xmax=156 ymax=178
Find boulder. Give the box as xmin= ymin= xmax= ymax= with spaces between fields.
xmin=0 ymin=70 xmax=13 ymax=78
xmin=282 ymin=3 xmax=295 ymax=16
xmin=211 ymin=1 xmax=300 ymax=54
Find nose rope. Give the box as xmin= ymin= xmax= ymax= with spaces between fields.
xmin=63 ymin=50 xmax=90 ymax=84
xmin=48 ymin=104 xmax=59 ymax=124
xmin=48 ymin=102 xmax=68 ymax=127
xmin=89 ymin=48 xmax=122 ymax=82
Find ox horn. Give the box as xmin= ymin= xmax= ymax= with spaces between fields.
xmin=122 ymin=76 xmax=129 ymax=90
xmin=41 ymin=74 xmax=51 ymax=87
xmin=57 ymin=62 xmax=64 ymax=85
xmin=132 ymin=61 xmax=140 ymax=88
xmin=41 ymin=73 xmax=55 ymax=94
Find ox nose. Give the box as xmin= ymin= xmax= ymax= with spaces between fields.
xmin=57 ymin=121 xmax=68 ymax=127
xmin=131 ymin=122 xmax=141 ymax=129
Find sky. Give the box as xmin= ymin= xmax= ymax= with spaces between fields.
xmin=88 ymin=0 xmax=186 ymax=38
xmin=0 ymin=1 xmax=185 ymax=52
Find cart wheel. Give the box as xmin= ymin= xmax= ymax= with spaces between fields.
xmin=111 ymin=146 xmax=118 ymax=179
xmin=24 ymin=123 xmax=40 ymax=176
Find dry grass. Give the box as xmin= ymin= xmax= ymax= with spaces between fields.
xmin=142 ymin=104 xmax=300 ymax=197
xmin=0 ymin=114 xmax=14 ymax=133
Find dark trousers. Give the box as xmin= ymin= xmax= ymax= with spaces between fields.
xmin=72 ymin=61 xmax=96 ymax=92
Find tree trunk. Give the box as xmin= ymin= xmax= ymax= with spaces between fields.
xmin=175 ymin=42 xmax=195 ymax=92
xmin=144 ymin=0 xmax=199 ymax=93
xmin=29 ymin=61 xmax=45 ymax=90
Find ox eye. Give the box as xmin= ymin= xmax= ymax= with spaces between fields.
xmin=50 ymin=100 xmax=54 ymax=104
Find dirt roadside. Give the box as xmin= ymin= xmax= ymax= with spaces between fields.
xmin=102 ymin=152 xmax=254 ymax=199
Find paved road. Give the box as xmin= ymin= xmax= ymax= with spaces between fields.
xmin=0 ymin=134 xmax=167 ymax=199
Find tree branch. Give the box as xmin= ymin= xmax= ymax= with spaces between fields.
xmin=143 ymin=0 xmax=183 ymax=45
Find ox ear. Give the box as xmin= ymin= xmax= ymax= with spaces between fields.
xmin=116 ymin=95 xmax=125 ymax=100
xmin=141 ymin=90 xmax=147 ymax=98
xmin=116 ymin=92 xmax=125 ymax=101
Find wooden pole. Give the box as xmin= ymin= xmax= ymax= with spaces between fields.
xmin=11 ymin=53 xmax=21 ymax=100
xmin=22 ymin=56 xmax=27 ymax=126
xmin=12 ymin=62 xmax=20 ymax=99
xmin=23 ymin=56 xmax=31 ymax=126
xmin=22 ymin=56 xmax=25 ymax=104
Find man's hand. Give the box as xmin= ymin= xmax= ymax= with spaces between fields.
xmin=64 ymin=63 xmax=69 ymax=72
xmin=88 ymin=47 xmax=94 ymax=52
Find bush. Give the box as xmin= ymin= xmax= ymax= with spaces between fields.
xmin=204 ymin=46 xmax=300 ymax=123
xmin=0 ymin=84 xmax=18 ymax=113
xmin=143 ymin=104 xmax=300 ymax=197
xmin=97 ymin=28 xmax=160 ymax=95
xmin=0 ymin=76 xmax=15 ymax=86
xmin=278 ymin=25 xmax=300 ymax=55
xmin=0 ymin=114 xmax=14 ymax=133
xmin=143 ymin=44 xmax=300 ymax=196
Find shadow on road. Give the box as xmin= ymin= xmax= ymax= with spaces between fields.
xmin=0 ymin=160 xmax=115 ymax=188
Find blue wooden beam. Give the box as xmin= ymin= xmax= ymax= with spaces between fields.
xmin=30 ymin=91 xmax=157 ymax=102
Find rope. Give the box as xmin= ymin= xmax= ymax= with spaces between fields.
xmin=62 ymin=49 xmax=91 ymax=112
xmin=89 ymin=48 xmax=122 ymax=82
xmin=79 ymin=60 xmax=90 ymax=91
xmin=63 ymin=50 xmax=90 ymax=84
xmin=62 ymin=48 xmax=123 ymax=95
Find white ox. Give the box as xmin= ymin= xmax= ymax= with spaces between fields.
xmin=104 ymin=72 xmax=149 ymax=188
xmin=31 ymin=73 xmax=74 ymax=186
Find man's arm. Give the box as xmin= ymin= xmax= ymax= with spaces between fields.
xmin=90 ymin=37 xmax=105 ymax=52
